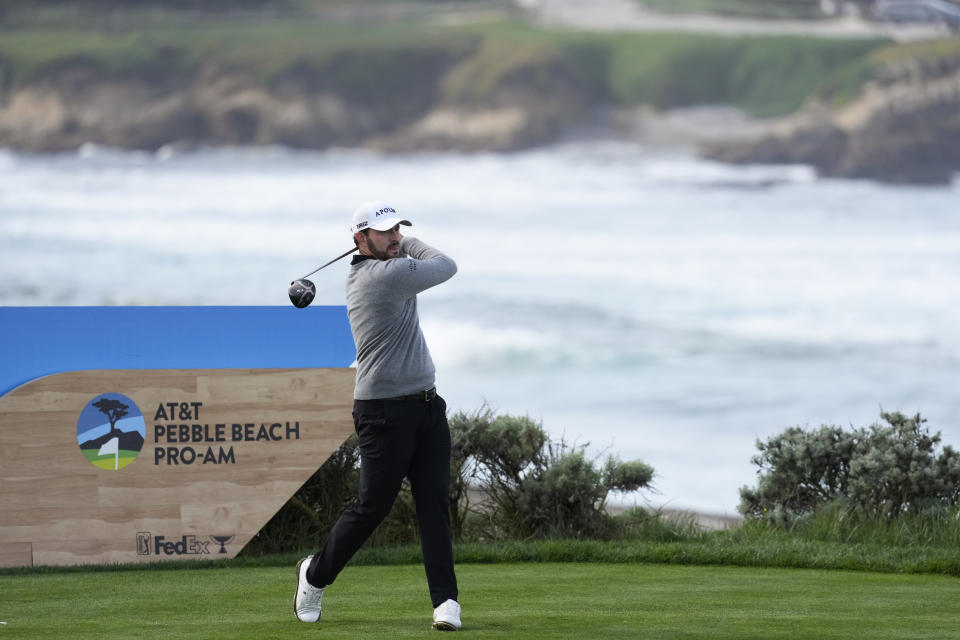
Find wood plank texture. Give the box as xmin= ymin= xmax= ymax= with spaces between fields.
xmin=0 ymin=542 xmax=32 ymax=567
xmin=0 ymin=368 xmax=355 ymax=567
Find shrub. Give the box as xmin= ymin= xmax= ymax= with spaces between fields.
xmin=242 ymin=406 xmax=655 ymax=555
xmin=522 ymin=450 xmax=610 ymax=538
xmin=740 ymin=411 xmax=960 ymax=524
xmin=450 ymin=406 xmax=654 ymax=540
xmin=449 ymin=407 xmax=548 ymax=539
xmin=848 ymin=413 xmax=960 ymax=517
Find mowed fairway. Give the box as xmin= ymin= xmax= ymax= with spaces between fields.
xmin=1 ymin=562 xmax=958 ymax=639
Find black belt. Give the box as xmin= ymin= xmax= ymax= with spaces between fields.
xmin=383 ymin=387 xmax=436 ymax=402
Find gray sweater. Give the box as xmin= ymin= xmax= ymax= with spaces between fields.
xmin=346 ymin=236 xmax=457 ymax=400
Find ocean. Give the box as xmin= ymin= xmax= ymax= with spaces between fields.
xmin=2 ymin=142 xmax=958 ymax=516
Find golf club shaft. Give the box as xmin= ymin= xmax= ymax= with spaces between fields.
xmin=300 ymin=247 xmax=358 ymax=279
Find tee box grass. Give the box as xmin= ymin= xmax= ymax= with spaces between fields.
xmin=1 ymin=562 xmax=958 ymax=639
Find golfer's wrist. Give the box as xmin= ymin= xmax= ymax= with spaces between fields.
xmin=400 ymin=236 xmax=421 ymax=257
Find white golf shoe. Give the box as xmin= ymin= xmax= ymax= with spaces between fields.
xmin=294 ymin=556 xmax=324 ymax=622
xmin=432 ymin=599 xmax=461 ymax=631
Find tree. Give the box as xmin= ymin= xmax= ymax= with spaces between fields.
xmin=93 ymin=397 xmax=129 ymax=437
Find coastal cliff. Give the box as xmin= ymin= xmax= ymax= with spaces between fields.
xmin=702 ymin=50 xmax=960 ymax=184
xmin=1 ymin=25 xmax=958 ymax=184
xmin=0 ymin=42 xmax=587 ymax=155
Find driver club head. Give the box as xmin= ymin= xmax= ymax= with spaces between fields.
xmin=288 ymin=278 xmax=316 ymax=309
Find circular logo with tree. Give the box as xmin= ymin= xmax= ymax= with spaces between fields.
xmin=77 ymin=393 xmax=146 ymax=471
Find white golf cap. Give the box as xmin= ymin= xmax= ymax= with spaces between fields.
xmin=350 ymin=200 xmax=412 ymax=234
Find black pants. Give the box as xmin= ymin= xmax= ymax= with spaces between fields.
xmin=307 ymin=393 xmax=458 ymax=608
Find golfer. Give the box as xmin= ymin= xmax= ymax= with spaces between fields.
xmin=295 ymin=200 xmax=461 ymax=631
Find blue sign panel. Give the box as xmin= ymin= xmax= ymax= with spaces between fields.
xmin=0 ymin=306 xmax=355 ymax=397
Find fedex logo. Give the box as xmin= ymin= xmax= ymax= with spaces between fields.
xmin=137 ymin=532 xmax=235 ymax=556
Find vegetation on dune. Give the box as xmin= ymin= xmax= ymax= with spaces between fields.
xmin=0 ymin=19 xmax=471 ymax=82
xmin=1 ymin=0 xmax=958 ymax=147
xmin=741 ymin=411 xmax=960 ymax=524
xmin=3 ymin=6 xmax=957 ymax=143
xmin=245 ymin=407 xmax=655 ymax=554
xmin=636 ymin=0 xmax=830 ymax=19
xmin=814 ymin=37 xmax=960 ymax=106
xmin=440 ymin=21 xmax=892 ymax=116
xmin=224 ymin=407 xmax=960 ymax=577
xmin=0 ymin=13 xmax=909 ymax=118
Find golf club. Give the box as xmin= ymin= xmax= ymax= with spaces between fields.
xmin=288 ymin=247 xmax=358 ymax=308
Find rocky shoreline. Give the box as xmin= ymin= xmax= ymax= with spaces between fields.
xmin=701 ymin=52 xmax=960 ymax=184
xmin=1 ymin=47 xmax=959 ymax=184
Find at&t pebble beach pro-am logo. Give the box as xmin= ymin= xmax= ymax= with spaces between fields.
xmin=77 ymin=393 xmax=146 ymax=470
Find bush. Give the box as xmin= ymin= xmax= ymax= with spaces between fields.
xmin=449 ymin=408 xmax=548 ymax=540
xmin=740 ymin=411 xmax=960 ymax=524
xmin=450 ymin=406 xmax=654 ymax=540
xmin=522 ymin=450 xmax=609 ymax=538
xmin=242 ymin=406 xmax=655 ymax=555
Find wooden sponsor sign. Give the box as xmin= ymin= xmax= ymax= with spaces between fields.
xmin=0 ymin=308 xmax=357 ymax=568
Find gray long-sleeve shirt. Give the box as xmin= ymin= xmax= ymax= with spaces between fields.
xmin=346 ymin=236 xmax=457 ymax=400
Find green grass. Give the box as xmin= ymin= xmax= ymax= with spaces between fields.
xmin=0 ymin=19 xmax=465 ymax=80
xmin=813 ymin=36 xmax=960 ymax=107
xmin=344 ymin=538 xmax=960 ymax=576
xmin=6 ymin=533 xmax=959 ymax=579
xmin=79 ymin=448 xmax=139 ymax=469
xmin=637 ymin=0 xmax=826 ymax=20
xmin=0 ymin=15 xmax=894 ymax=118
xmin=242 ymin=503 xmax=960 ymax=577
xmin=739 ymin=503 xmax=960 ymax=549
xmin=445 ymin=20 xmax=890 ymax=116
xmin=1 ymin=562 xmax=958 ymax=638
xmin=0 ymin=12 xmax=955 ymax=126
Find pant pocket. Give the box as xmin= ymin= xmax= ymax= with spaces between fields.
xmin=353 ymin=400 xmax=390 ymax=457
xmin=353 ymin=400 xmax=387 ymax=433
